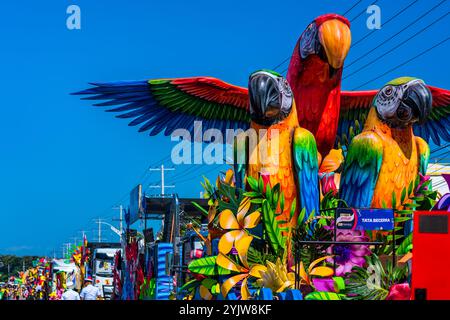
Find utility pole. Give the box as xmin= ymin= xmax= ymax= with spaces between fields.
xmin=64 ymin=243 xmax=71 ymax=258
xmin=79 ymin=230 xmax=86 ymax=239
xmin=112 ymin=205 xmax=124 ymax=241
xmin=94 ymin=218 xmax=103 ymax=242
xmin=70 ymin=237 xmax=78 ymax=248
xmin=149 ymin=164 xmax=175 ymax=197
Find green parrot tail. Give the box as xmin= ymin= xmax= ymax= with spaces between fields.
xmin=293 ymin=127 xmax=320 ymax=222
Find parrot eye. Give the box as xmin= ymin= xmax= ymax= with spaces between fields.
xmin=384 ymin=86 xmax=393 ymax=96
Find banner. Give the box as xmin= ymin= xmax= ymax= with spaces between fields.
xmin=336 ymin=208 xmax=394 ymax=231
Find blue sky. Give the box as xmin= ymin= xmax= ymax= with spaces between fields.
xmin=0 ymin=0 xmax=448 ymax=256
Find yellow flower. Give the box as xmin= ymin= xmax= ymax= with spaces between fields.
xmin=216 ymin=237 xmax=266 ymax=300
xmin=218 ymin=197 xmax=261 ymax=258
xmin=298 ymin=255 xmax=334 ymax=286
xmin=256 ymin=258 xmax=296 ymax=293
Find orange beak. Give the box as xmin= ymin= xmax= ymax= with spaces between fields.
xmin=318 ymin=19 xmax=351 ymax=69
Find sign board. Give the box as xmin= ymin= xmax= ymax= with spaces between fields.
xmin=129 ymin=184 xmax=143 ymax=225
xmin=336 ymin=208 xmax=394 ymax=231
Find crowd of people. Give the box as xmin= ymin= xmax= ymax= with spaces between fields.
xmin=1 ymin=276 xmax=103 ymax=301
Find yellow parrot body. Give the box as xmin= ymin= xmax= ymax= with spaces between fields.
xmin=247 ymin=105 xmax=299 ymax=220
xmin=341 ymin=108 xmax=430 ymax=210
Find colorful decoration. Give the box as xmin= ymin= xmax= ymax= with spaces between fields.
xmin=70 ymin=9 xmax=450 ymax=301
xmin=326 ymin=230 xmax=371 ymax=276
xmin=286 ymin=14 xmax=351 ymax=157
xmin=340 ymin=77 xmax=433 ymax=209
xmin=237 ymin=70 xmax=320 ymax=223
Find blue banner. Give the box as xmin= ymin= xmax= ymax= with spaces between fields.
xmin=336 ymin=208 xmax=394 ymax=231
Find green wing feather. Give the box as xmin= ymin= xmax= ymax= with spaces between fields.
xmin=293 ymin=127 xmax=320 ymax=220
xmin=74 ymin=77 xmax=250 ymax=136
xmin=340 ymin=131 xmax=383 ymax=208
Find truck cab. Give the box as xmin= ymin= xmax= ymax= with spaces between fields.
xmin=92 ymin=248 xmax=121 ymax=299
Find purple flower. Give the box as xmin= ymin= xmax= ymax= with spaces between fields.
xmin=415 ymin=173 xmax=430 ymax=196
xmin=326 ymin=230 xmax=371 ymax=276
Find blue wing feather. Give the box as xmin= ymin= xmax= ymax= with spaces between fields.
xmin=340 ymin=132 xmax=383 ymax=208
xmin=293 ymin=127 xmax=320 ymax=221
xmin=73 ymin=80 xmax=250 ymax=137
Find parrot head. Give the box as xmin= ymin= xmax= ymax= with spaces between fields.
xmin=248 ymin=70 xmax=293 ymax=126
xmin=374 ymin=77 xmax=432 ymax=129
xmin=299 ymin=14 xmax=351 ymax=70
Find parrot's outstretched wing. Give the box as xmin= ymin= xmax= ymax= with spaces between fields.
xmin=293 ymin=127 xmax=320 ymax=221
xmin=73 ymin=77 xmax=250 ymax=136
xmin=339 ymin=131 xmax=383 ymax=208
xmin=337 ymin=86 xmax=450 ymax=146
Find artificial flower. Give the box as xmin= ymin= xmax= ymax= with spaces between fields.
xmin=326 ymin=230 xmax=371 ymax=276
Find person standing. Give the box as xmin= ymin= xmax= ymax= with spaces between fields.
xmin=79 ymin=277 xmax=101 ymax=300
xmin=61 ymin=282 xmax=80 ymax=300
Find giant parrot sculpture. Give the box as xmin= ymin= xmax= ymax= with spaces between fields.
xmin=339 ymin=77 xmax=435 ymax=210
xmin=235 ymin=70 xmax=320 ymax=223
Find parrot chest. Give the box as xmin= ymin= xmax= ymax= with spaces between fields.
xmin=247 ymin=125 xmax=297 ymax=214
xmin=371 ymin=131 xmax=419 ymax=209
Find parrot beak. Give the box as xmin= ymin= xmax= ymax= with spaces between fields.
xmin=249 ymin=71 xmax=293 ymax=126
xmin=402 ymin=81 xmax=432 ymax=125
xmin=249 ymin=73 xmax=280 ymax=123
xmin=318 ymin=19 xmax=351 ymax=69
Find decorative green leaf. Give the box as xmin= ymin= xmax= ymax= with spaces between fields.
xmin=191 ymin=201 xmax=208 ymax=218
xmin=305 ymin=292 xmax=342 ymax=300
xmin=289 ymin=199 xmax=297 ymax=221
xmin=180 ymin=279 xmax=200 ymax=292
xmin=391 ymin=191 xmax=397 ymax=210
xmin=258 ymin=176 xmax=264 ymax=193
xmin=243 ymin=191 xmax=261 ymax=198
xmin=262 ymin=199 xmax=284 ymax=255
xmin=396 ymin=233 xmax=412 ymax=255
xmin=201 ymin=278 xmax=217 ymax=289
xmin=297 ymin=208 xmax=306 ymax=226
xmin=247 ymin=176 xmax=258 ymax=192
xmin=400 ymin=188 xmax=406 ymax=204
xmin=188 ymin=256 xmax=231 ymax=276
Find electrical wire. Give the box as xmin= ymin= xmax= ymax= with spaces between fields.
xmin=344 ymin=11 xmax=449 ymax=79
xmin=351 ymin=36 xmax=449 ymax=90
xmin=342 ymin=0 xmax=364 ymax=16
xmin=345 ymin=0 xmax=447 ymax=69
xmin=351 ymin=0 xmax=419 ymax=48
xmin=349 ymin=0 xmax=380 ymax=22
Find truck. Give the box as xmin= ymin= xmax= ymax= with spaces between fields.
xmin=91 ymin=246 xmax=121 ymax=299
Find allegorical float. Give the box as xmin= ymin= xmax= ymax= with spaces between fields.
xmin=73 ymin=13 xmax=450 ymax=300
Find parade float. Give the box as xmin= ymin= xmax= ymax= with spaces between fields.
xmin=75 ymin=13 xmax=450 ymax=300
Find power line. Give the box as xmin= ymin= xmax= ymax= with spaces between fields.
xmin=345 ymin=0 xmax=447 ymax=69
xmin=349 ymin=0 xmax=380 ymax=22
xmin=343 ymin=11 xmax=450 ymax=80
xmin=431 ymin=143 xmax=450 ymax=154
xmin=342 ymin=0 xmax=364 ymax=16
xmin=272 ymin=56 xmax=291 ymax=71
xmin=351 ymin=37 xmax=449 ymax=90
xmin=351 ymin=0 xmax=419 ymax=48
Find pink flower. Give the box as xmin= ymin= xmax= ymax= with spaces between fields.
xmin=326 ymin=230 xmax=371 ymax=276
xmin=386 ymin=283 xmax=411 ymax=300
